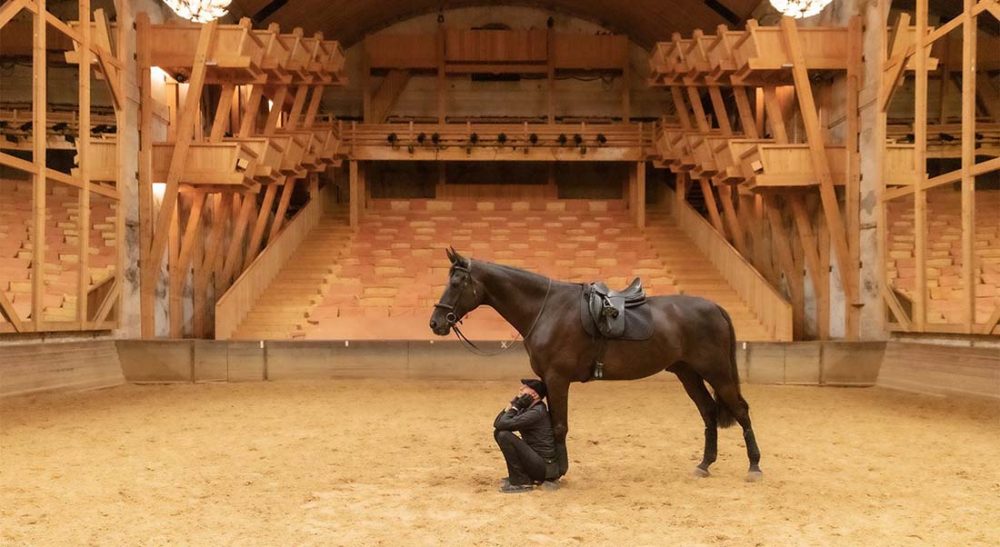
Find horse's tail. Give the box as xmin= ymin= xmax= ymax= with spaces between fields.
xmin=714 ymin=304 xmax=742 ymax=429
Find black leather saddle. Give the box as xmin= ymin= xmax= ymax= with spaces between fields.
xmin=581 ymin=278 xmax=653 ymax=341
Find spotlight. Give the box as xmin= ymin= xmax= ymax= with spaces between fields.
xmin=557 ymin=134 xmax=567 ymax=146
xmin=387 ymin=132 xmax=398 ymax=145
xmin=417 ymin=132 xmax=427 ymax=144
xmin=596 ymin=133 xmax=607 ymax=145
xmin=52 ymin=123 xmax=68 ymax=132
xmin=431 ymin=132 xmax=441 ymax=145
xmin=529 ymin=133 xmax=538 ymax=145
xmin=469 ymin=132 xmax=479 ymax=144
xmin=573 ymin=134 xmax=583 ymax=145
xmin=546 ymin=16 xmax=554 ymax=28
xmin=497 ymin=133 xmax=507 ymax=145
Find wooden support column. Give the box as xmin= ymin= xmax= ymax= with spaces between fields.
xmin=221 ymin=195 xmax=254 ymax=286
xmin=780 ymin=17 xmax=856 ymax=315
xmin=30 ymin=0 xmax=47 ymax=329
xmin=764 ymin=195 xmax=804 ymax=338
xmin=349 ymin=160 xmax=360 ymax=229
xmin=719 ymin=185 xmax=747 ymax=254
xmin=168 ymin=201 xmax=181 ymax=337
xmin=698 ymin=177 xmax=726 ymax=236
xmin=437 ymin=27 xmax=446 ymax=124
xmin=790 ymin=196 xmax=828 ymax=340
xmin=913 ymin=2 xmax=928 ymax=330
xmin=243 ymin=184 xmax=278 ymax=269
xmin=845 ymin=16 xmax=862 ymax=339
xmin=733 ymin=86 xmax=759 ymax=138
xmin=686 ymin=86 xmax=710 ymax=132
xmin=762 ymin=85 xmax=789 ymax=143
xmin=137 ymin=13 xmax=155 ymax=337
xmin=707 ymin=86 xmax=732 ymax=135
xmin=195 ymin=194 xmax=229 ymax=338
xmin=634 ymin=162 xmax=646 ymax=228
xmin=77 ymin=0 xmax=91 ymax=326
xmin=960 ymin=0 xmax=977 ymax=332
xmin=670 ymin=86 xmax=692 ymax=130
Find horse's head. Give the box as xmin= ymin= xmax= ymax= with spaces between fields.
xmin=429 ymin=247 xmax=485 ymax=336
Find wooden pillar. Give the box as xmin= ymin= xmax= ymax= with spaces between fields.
xmin=31 ymin=0 xmax=47 ymax=330
xmin=77 ymin=0 xmax=92 ymax=326
xmin=913 ymin=1 xmax=928 ymax=330
xmin=137 ymin=13 xmax=155 ymax=337
xmin=635 ymin=162 xmax=646 ymax=228
xmin=961 ymin=0 xmax=976 ymax=332
xmin=349 ymin=160 xmax=360 ymax=229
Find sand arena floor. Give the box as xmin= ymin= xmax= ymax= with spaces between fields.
xmin=1 ymin=378 xmax=998 ymax=546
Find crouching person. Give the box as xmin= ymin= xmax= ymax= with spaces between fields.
xmin=493 ymin=379 xmax=561 ymax=493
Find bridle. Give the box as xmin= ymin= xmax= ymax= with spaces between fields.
xmin=434 ymin=260 xmax=553 ymax=357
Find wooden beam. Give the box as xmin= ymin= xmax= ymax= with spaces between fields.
xmin=269 ymin=178 xmax=297 ymax=238
xmin=221 ymin=193 xmax=255 ymax=285
xmin=243 ymin=184 xmax=279 ymax=269
xmin=209 ymin=84 xmax=236 ymax=141
xmin=762 ymin=85 xmax=789 ymax=143
xmin=913 ymin=1 xmax=928 ymax=330
xmin=881 ymin=285 xmax=912 ymax=331
xmin=350 ymin=159 xmax=360 ymax=229
xmin=733 ymin=86 xmax=759 ymax=139
xmin=961 ymin=0 xmax=977 ymax=333
xmin=980 ymin=306 xmax=1000 ymax=336
xmin=303 ymin=84 xmax=324 ymax=127
xmin=718 ymin=185 xmax=747 ymax=255
xmin=31 ymin=0 xmax=46 ymax=329
xmin=168 ymin=200 xmax=181 ymax=337
xmin=880 ymin=12 xmax=912 ymax=112
xmin=76 ymin=0 xmax=91 ymax=327
xmin=0 ymin=0 xmax=26 ymax=29
xmin=239 ymin=85 xmax=263 ymax=137
xmin=789 ymin=195 xmax=827 ymax=340
xmin=146 ymin=22 xmax=217 ymax=315
xmin=884 ymin=156 xmax=1000 ymax=200
xmin=845 ymin=16 xmax=862 ymax=340
xmin=764 ymin=195 xmax=804 ymax=338
xmin=780 ymin=17 xmax=856 ymax=310
xmin=707 ymin=86 xmax=732 ymax=135
xmin=137 ymin=12 xmax=154 ymax=338
xmin=263 ymin=86 xmax=288 ymax=135
xmin=0 ymin=291 xmax=24 ymax=332
xmin=698 ymin=177 xmax=726 ymax=237
xmin=686 ymin=85 xmax=710 ymax=132
xmin=670 ymin=86 xmax=692 ymax=130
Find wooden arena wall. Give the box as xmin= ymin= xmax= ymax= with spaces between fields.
xmin=0 ymin=340 xmax=124 ymax=398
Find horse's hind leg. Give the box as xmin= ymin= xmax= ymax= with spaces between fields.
xmin=715 ymin=384 xmax=763 ymax=482
xmin=674 ymin=365 xmax=718 ymax=477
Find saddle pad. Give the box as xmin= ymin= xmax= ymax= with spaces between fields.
xmin=580 ymin=293 xmax=655 ymax=341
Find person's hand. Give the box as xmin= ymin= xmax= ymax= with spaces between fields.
xmin=511 ymin=393 xmax=533 ymax=410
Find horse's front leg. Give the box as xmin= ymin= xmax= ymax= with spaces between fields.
xmin=544 ymin=373 xmax=571 ymax=477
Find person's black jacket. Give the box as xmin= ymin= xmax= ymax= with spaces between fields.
xmin=493 ymin=402 xmax=556 ymax=461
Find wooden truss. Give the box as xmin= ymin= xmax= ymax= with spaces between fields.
xmin=0 ymin=0 xmax=123 ymax=333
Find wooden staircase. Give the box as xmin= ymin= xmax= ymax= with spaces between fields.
xmin=645 ymin=208 xmax=771 ymax=340
xmin=230 ymin=214 xmax=353 ymax=339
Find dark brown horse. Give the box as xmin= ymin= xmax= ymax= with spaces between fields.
xmin=429 ymin=249 xmax=762 ymax=481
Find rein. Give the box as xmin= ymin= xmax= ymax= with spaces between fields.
xmin=437 ymin=262 xmax=553 ymax=357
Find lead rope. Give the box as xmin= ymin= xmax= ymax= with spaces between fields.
xmin=452 ymin=277 xmax=552 ymax=357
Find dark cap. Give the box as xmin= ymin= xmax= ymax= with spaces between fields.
xmin=520 ymin=378 xmax=547 ymax=399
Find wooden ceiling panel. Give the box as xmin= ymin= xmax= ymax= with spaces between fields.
xmin=228 ymin=0 xmax=761 ymax=48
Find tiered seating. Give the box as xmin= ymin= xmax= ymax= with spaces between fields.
xmin=886 ymin=190 xmax=1000 ymax=324
xmin=0 ymin=180 xmax=117 ymax=323
xmin=230 ymin=199 xmax=774 ymax=341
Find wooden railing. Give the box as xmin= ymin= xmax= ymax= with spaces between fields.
xmin=214 ymin=190 xmax=325 ymax=340
xmin=664 ymin=187 xmax=793 ymax=341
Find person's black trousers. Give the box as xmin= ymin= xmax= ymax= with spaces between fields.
xmin=494 ymin=430 xmax=547 ymax=485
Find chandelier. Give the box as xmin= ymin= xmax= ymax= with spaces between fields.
xmin=769 ymin=0 xmax=832 ymax=18
xmin=162 ymin=0 xmax=232 ymax=23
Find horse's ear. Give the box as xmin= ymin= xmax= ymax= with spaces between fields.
xmin=453 ymin=249 xmax=470 ymax=268
xmin=446 ymin=247 xmax=456 ymax=264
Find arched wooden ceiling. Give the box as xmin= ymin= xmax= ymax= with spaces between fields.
xmin=228 ymin=0 xmax=761 ymax=49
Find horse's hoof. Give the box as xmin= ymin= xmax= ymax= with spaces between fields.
xmin=692 ymin=467 xmax=710 ymax=478
xmin=745 ymin=470 xmax=763 ymax=482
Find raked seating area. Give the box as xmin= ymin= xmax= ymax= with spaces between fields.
xmin=231 ymin=199 xmax=773 ymax=341
xmin=886 ymin=190 xmax=1000 ymax=324
xmin=0 ymin=180 xmax=117 ymax=322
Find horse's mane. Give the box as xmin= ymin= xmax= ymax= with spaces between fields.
xmin=472 ymin=258 xmax=580 ymax=288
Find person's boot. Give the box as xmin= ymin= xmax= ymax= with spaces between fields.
xmin=499 ymin=477 xmax=510 ymax=488
xmin=499 ymin=483 xmax=533 ymax=494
